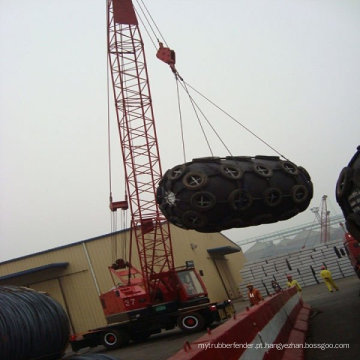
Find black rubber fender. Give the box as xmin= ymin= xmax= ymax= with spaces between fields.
xmin=335 ymin=146 xmax=360 ymax=241
xmin=157 ymin=155 xmax=313 ymax=232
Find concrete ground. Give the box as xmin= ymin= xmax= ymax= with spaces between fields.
xmin=302 ymin=275 xmax=360 ymax=360
xmin=64 ymin=300 xmax=250 ymax=360
xmin=65 ymin=275 xmax=360 ymax=360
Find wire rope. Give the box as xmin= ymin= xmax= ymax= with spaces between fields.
xmin=107 ymin=8 xmax=129 ymax=265
xmin=0 ymin=286 xmax=70 ymax=360
xmin=135 ymin=8 xmax=158 ymax=50
xmin=134 ymin=1 xmax=291 ymax=161
xmin=122 ymin=209 xmax=128 ymax=262
xmin=183 ymin=80 xmax=290 ymax=161
xmin=107 ymin=0 xmax=118 ymax=246
xmin=135 ymin=0 xmax=161 ymax=45
xmin=178 ymin=79 xmax=233 ymax=156
xmin=137 ymin=0 xmax=168 ymax=46
xmin=179 ymin=80 xmax=213 ymax=156
xmin=175 ymin=79 xmax=187 ymax=163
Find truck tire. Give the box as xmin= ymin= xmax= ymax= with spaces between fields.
xmin=177 ymin=312 xmax=205 ymax=333
xmin=101 ymin=329 xmax=129 ymax=350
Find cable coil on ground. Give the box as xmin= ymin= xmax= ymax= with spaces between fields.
xmin=0 ymin=285 xmax=70 ymax=360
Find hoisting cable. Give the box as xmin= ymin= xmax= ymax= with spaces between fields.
xmin=177 ymin=78 xmax=214 ymax=157
xmin=133 ymin=2 xmax=194 ymax=161
xmin=122 ymin=209 xmax=128 ymax=263
xmin=133 ymin=2 xmax=231 ymax=157
xmin=135 ymin=8 xmax=158 ymax=50
xmin=177 ymin=78 xmax=233 ymax=157
xmin=112 ymin=214 xmax=117 ymax=264
xmin=175 ymin=79 xmax=187 ymax=163
xmin=136 ymin=0 xmax=290 ymax=161
xmin=135 ymin=0 xmax=168 ymax=46
xmin=107 ymin=43 xmax=116 ymax=235
xmin=182 ymin=80 xmax=291 ymax=162
xmin=134 ymin=1 xmax=287 ymax=162
xmin=106 ymin=15 xmax=129 ymax=263
xmin=106 ymin=1 xmax=117 ymax=263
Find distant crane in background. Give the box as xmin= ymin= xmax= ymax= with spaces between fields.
xmin=311 ymin=195 xmax=330 ymax=243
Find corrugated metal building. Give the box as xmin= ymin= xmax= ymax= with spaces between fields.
xmin=0 ymin=225 xmax=245 ymax=333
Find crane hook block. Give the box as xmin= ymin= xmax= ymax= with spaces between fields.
xmin=156 ymin=42 xmax=176 ymax=66
xmin=336 ymin=145 xmax=360 ymax=241
xmin=156 ymin=155 xmax=313 ymax=233
xmin=109 ymin=199 xmax=129 ymax=212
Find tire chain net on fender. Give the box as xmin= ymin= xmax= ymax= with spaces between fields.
xmin=336 ymin=145 xmax=360 ymax=240
xmin=157 ymin=155 xmax=313 ymax=233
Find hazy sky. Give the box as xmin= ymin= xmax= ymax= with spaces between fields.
xmin=1 ymin=0 xmax=359 ymax=262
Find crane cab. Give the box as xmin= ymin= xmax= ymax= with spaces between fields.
xmin=174 ymin=267 xmax=209 ymax=305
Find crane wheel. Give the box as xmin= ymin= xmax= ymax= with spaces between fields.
xmin=102 ymin=329 xmax=129 ymax=349
xmin=177 ymin=312 xmax=205 ymax=333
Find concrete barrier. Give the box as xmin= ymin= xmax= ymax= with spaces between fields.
xmin=168 ymin=287 xmax=310 ymax=360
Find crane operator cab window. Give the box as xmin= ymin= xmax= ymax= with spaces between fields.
xmin=177 ymin=269 xmax=206 ymax=297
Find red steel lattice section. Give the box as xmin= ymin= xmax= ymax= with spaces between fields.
xmin=107 ymin=0 xmax=174 ymax=295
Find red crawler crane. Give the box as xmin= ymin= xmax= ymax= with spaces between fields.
xmin=70 ymin=0 xmax=232 ymax=351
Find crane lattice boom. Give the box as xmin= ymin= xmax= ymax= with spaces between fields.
xmin=107 ymin=0 xmax=174 ymax=295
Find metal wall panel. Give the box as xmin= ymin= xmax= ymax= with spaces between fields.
xmin=0 ymin=245 xmax=87 ymax=277
xmin=60 ymin=271 xmax=106 ymax=332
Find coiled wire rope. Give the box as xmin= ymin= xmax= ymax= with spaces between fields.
xmin=0 ymin=286 xmax=70 ymax=360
